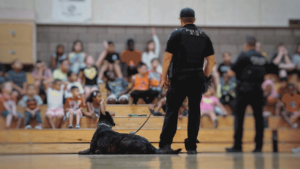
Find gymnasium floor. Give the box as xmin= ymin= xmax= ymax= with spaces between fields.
xmin=0 ymin=153 xmax=299 ymax=169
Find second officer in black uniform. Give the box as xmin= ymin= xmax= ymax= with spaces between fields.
xmin=158 ymin=7 xmax=215 ymax=154
xmin=226 ymin=37 xmax=267 ymax=153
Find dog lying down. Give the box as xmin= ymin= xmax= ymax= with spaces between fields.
xmin=78 ymin=111 xmax=181 ymax=154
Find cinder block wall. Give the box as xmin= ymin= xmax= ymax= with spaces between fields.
xmin=37 ymin=25 xmax=300 ymax=66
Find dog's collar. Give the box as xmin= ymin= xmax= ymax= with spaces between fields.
xmin=97 ymin=123 xmax=112 ymax=128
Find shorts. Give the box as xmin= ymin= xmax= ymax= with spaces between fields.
xmin=66 ymin=110 xmax=83 ymax=118
xmin=106 ymin=94 xmax=129 ymax=102
xmin=127 ymin=67 xmax=138 ymax=77
xmin=201 ymin=109 xmax=214 ymax=115
xmin=45 ymin=108 xmax=64 ymax=117
xmin=1 ymin=110 xmax=23 ymax=118
xmin=84 ymin=84 xmax=99 ymax=89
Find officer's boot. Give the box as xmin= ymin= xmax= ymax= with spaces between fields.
xmin=185 ymin=139 xmax=197 ymax=155
xmin=225 ymin=146 xmax=242 ymax=153
xmin=253 ymin=144 xmax=262 ymax=153
xmin=157 ymin=144 xmax=173 ymax=154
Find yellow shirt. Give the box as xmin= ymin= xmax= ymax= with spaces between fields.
xmin=53 ymin=68 xmax=67 ymax=81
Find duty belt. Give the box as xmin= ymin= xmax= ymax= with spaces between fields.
xmin=177 ymin=68 xmax=203 ymax=73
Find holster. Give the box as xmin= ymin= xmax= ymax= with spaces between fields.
xmin=167 ymin=59 xmax=176 ymax=79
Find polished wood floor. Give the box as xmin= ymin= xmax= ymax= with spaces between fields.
xmin=0 ymin=153 xmax=299 ymax=169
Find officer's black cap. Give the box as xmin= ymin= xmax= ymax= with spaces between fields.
xmin=180 ymin=8 xmax=195 ymax=18
xmin=246 ymin=36 xmax=256 ymax=46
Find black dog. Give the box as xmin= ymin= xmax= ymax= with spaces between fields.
xmin=79 ymin=111 xmax=181 ymax=154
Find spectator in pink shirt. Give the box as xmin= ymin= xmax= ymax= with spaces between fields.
xmin=32 ymin=61 xmax=53 ymax=98
xmin=200 ymin=88 xmax=227 ymax=128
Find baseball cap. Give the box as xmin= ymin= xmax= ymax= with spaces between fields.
xmin=180 ymin=7 xmax=195 ymax=17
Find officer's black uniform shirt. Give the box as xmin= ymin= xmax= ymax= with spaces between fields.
xmin=231 ymin=49 xmax=267 ymax=91
xmin=165 ymin=24 xmax=214 ymax=79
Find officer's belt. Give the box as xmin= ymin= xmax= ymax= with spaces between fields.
xmin=177 ymin=68 xmax=203 ymax=73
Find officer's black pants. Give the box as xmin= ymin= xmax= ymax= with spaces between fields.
xmin=233 ymin=90 xmax=264 ymax=150
xmin=159 ymin=77 xmax=203 ymax=150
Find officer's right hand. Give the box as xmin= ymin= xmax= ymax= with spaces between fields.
xmin=161 ymin=78 xmax=170 ymax=90
xmin=202 ymin=75 xmax=213 ymax=94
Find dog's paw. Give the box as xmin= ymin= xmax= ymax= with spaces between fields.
xmin=78 ymin=148 xmax=91 ymax=155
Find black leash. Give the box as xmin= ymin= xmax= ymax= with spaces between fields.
xmin=133 ymin=85 xmax=165 ymax=134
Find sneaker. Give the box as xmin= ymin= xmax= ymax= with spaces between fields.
xmin=292 ymin=123 xmax=298 ymax=128
xmin=155 ymin=112 xmax=163 ymax=116
xmin=292 ymin=147 xmax=300 ymax=153
xmin=182 ymin=110 xmax=189 ymax=116
xmin=97 ymin=78 xmax=104 ymax=84
xmin=25 ymin=125 xmax=32 ymax=130
xmin=213 ymin=119 xmax=218 ymax=128
xmin=68 ymin=125 xmax=73 ymax=129
xmin=76 ymin=124 xmax=80 ymax=129
xmin=35 ymin=125 xmax=42 ymax=130
xmin=225 ymin=147 xmax=242 ymax=153
xmin=150 ymin=109 xmax=156 ymax=116
xmin=187 ymin=150 xmax=197 ymax=155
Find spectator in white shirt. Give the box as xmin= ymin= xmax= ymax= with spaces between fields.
xmin=142 ymin=27 xmax=162 ymax=73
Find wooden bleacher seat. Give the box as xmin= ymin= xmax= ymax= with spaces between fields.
xmin=0 ymin=115 xmax=258 ymax=130
xmin=11 ymin=105 xmax=298 ymax=130
xmin=268 ymin=116 xmax=300 ymax=129
xmin=277 ymin=129 xmax=300 ymax=152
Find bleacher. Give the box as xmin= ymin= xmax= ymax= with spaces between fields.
xmin=0 ymin=74 xmax=299 ymax=154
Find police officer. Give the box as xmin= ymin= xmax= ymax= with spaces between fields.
xmin=226 ymin=37 xmax=267 ymax=153
xmin=158 ymin=7 xmax=215 ymax=154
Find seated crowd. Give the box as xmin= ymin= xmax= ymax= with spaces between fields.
xmin=0 ymin=29 xmax=300 ymax=130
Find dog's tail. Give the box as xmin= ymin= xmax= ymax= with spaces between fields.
xmin=171 ymin=148 xmax=182 ymax=154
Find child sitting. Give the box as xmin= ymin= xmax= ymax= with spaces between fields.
xmin=53 ymin=60 xmax=70 ymax=81
xmin=0 ymin=82 xmax=23 ymax=129
xmin=148 ymin=58 xmax=162 ymax=97
xmin=105 ymin=71 xmax=130 ymax=104
xmin=65 ymin=71 xmax=85 ymax=103
xmin=129 ymin=62 xmax=157 ymax=104
xmin=68 ymin=40 xmax=87 ymax=74
xmin=78 ymin=56 xmax=100 ymax=98
xmin=262 ymin=79 xmax=278 ymax=116
xmin=200 ymin=88 xmax=228 ymax=128
xmin=96 ymin=41 xmax=123 ymax=83
xmin=51 ymin=44 xmax=67 ymax=69
xmin=19 ymin=85 xmax=43 ymax=129
xmin=44 ymin=80 xmax=67 ymax=129
xmin=7 ymin=59 xmax=27 ymax=98
xmin=64 ymin=86 xmax=85 ymax=129
xmin=149 ymin=90 xmax=188 ymax=118
xmin=219 ymin=73 xmax=236 ymax=114
xmin=280 ymin=84 xmax=300 ymax=128
xmin=84 ymin=91 xmax=111 ymax=120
